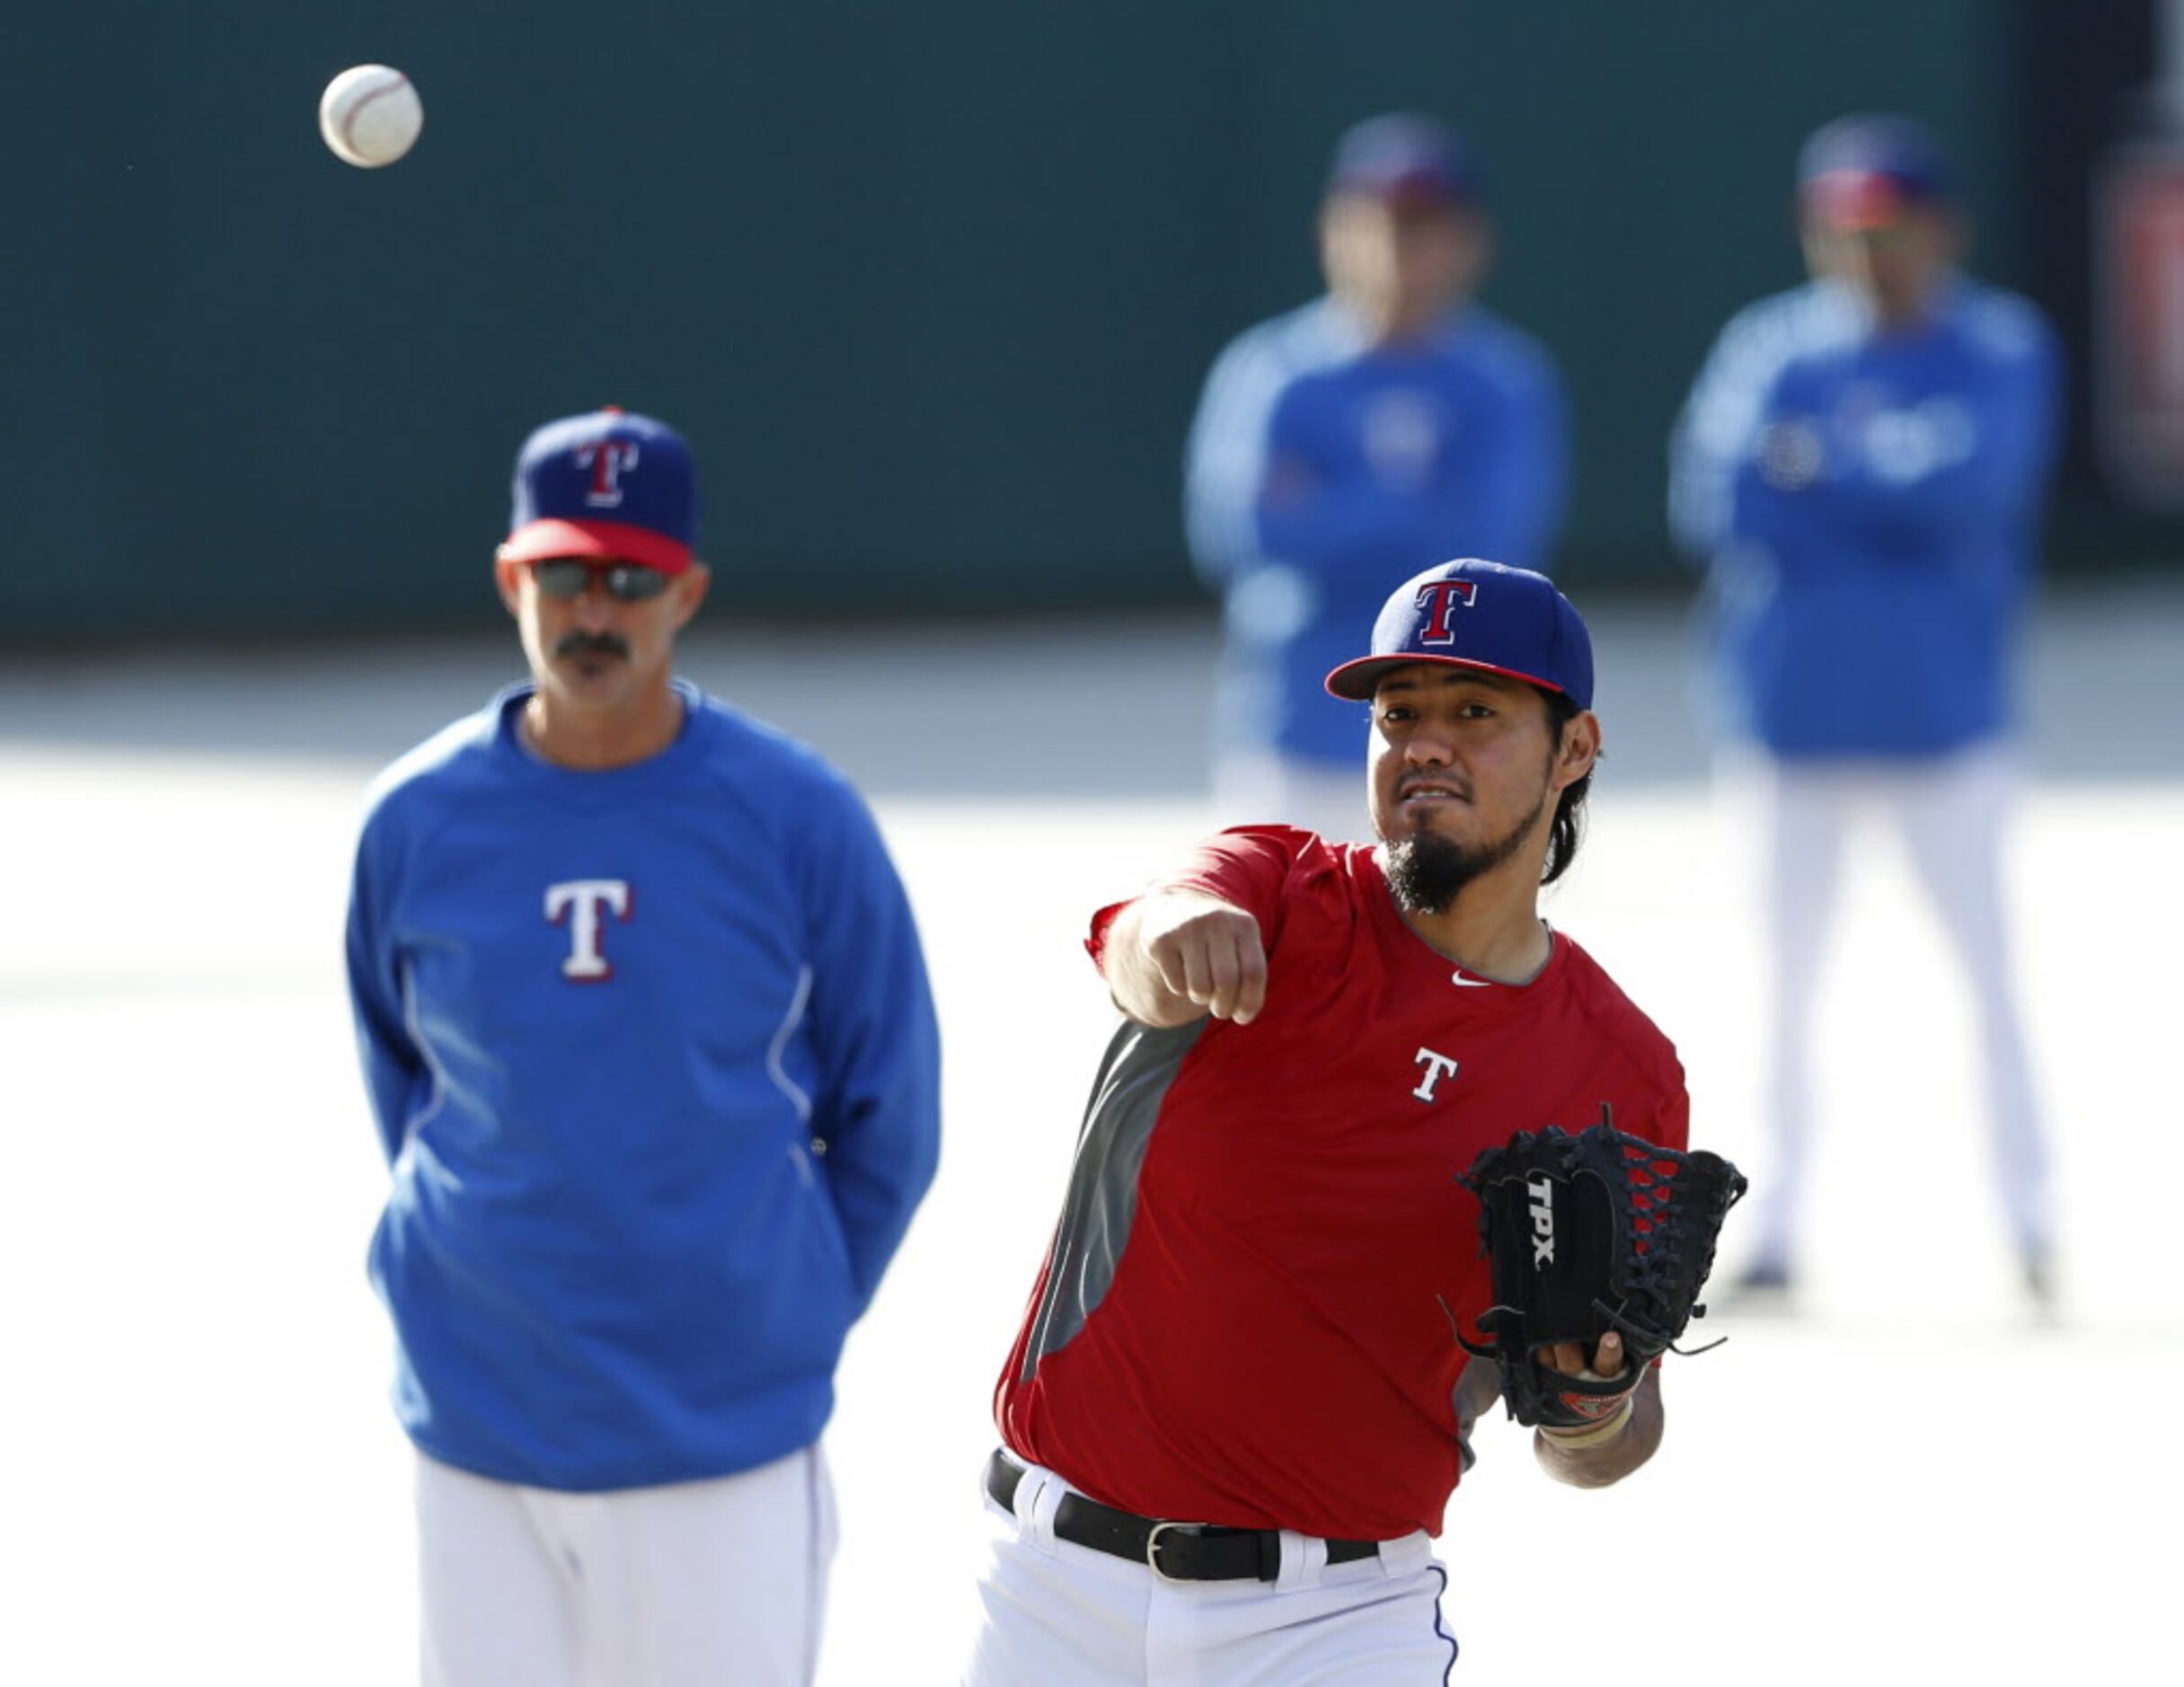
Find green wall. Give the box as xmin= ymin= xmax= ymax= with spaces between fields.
xmin=10 ymin=2 xmax=2063 ymax=639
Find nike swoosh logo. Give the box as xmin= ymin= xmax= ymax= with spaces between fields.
xmin=1450 ymin=971 xmax=1493 ymax=988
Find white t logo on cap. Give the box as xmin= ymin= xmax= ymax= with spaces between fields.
xmin=577 ymin=440 xmax=640 ymax=507
xmin=1414 ymin=579 xmax=1481 ymax=645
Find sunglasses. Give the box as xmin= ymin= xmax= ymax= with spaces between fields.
xmin=530 ymin=559 xmax=671 ymax=603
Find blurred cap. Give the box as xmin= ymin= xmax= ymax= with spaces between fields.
xmin=500 ymin=406 xmax=699 ymax=575
xmin=1325 ymin=558 xmax=1594 ymax=709
xmin=1798 ymin=114 xmax=1953 ymax=229
xmin=1326 ymin=113 xmax=1481 ymax=212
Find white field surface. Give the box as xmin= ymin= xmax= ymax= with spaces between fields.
xmin=3 ymin=584 xmax=2177 ymax=1685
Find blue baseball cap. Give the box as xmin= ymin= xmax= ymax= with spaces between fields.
xmin=500 ymin=406 xmax=700 ymax=575
xmin=1325 ymin=558 xmax=1594 ymax=709
xmin=1326 ymin=113 xmax=1481 ymax=212
xmin=1798 ymin=114 xmax=1953 ymax=229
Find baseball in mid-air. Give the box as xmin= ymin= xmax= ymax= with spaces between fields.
xmin=319 ymin=65 xmax=423 ymax=169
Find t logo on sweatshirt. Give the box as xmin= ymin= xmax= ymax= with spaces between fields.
xmin=546 ymin=879 xmax=632 ymax=981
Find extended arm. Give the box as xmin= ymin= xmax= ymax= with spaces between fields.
xmin=1101 ymin=888 xmax=1268 ymax=1029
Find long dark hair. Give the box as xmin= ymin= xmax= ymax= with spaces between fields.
xmin=1540 ymin=687 xmax=1591 ymax=887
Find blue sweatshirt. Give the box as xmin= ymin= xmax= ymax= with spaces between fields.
xmin=1670 ymin=276 xmax=2060 ymax=757
xmin=1185 ymin=297 xmax=1567 ymax=764
xmin=345 ymin=682 xmax=941 ymax=1491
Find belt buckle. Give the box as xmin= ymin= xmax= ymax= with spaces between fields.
xmin=1143 ymin=1519 xmax=1204 ymax=1584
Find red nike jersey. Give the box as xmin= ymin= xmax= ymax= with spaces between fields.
xmin=994 ymin=827 xmax=1689 ymax=1541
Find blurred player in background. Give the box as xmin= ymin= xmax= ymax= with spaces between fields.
xmin=968 ymin=559 xmax=1686 ymax=1683
xmin=1184 ymin=113 xmax=1568 ymax=840
xmin=1670 ymin=115 xmax=2062 ymax=1308
xmin=344 ymin=407 xmax=941 ymax=1686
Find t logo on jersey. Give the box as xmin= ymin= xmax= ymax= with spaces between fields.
xmin=545 ymin=879 xmax=632 ymax=981
xmin=1414 ymin=579 xmax=1481 ymax=646
xmin=575 ymin=440 xmax=641 ymax=508
xmin=1412 ymin=1047 xmax=1461 ymax=1101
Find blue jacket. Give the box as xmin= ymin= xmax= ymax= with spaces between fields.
xmin=1186 ymin=298 xmax=1567 ymax=764
xmin=1670 ymin=276 xmax=2060 ymax=757
xmin=345 ymin=683 xmax=941 ymax=1490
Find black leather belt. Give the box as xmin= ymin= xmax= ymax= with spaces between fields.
xmin=985 ymin=1451 xmax=1381 ymax=1583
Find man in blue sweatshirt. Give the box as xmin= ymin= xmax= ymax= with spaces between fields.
xmin=1185 ymin=112 xmax=1568 ymax=839
xmin=1671 ymin=116 xmax=2060 ymax=1310
xmin=345 ymin=407 xmax=941 ymax=1685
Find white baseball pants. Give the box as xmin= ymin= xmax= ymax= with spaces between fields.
xmin=964 ymin=1458 xmax=1457 ymax=1684
xmin=1738 ymin=743 xmax=2052 ymax=1267
xmin=415 ymin=1444 xmax=836 ymax=1687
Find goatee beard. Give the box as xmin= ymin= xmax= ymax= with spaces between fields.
xmin=1384 ymin=787 xmax=1551 ymax=914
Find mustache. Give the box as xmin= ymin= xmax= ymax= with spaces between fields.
xmin=555 ymin=632 xmax=630 ymax=662
xmin=1398 ymin=773 xmax=1472 ymax=800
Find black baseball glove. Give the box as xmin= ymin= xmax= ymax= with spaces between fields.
xmin=1455 ymin=1121 xmax=1747 ymax=1428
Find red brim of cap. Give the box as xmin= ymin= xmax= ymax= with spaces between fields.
xmin=1325 ymin=652 xmax=1569 ymax=702
xmin=1333 ymin=177 xmax=1466 ymax=216
xmin=1381 ymin=176 xmax=1463 ymax=210
xmin=498 ymin=518 xmax=694 ymax=575
xmin=1803 ymin=170 xmax=1913 ymax=231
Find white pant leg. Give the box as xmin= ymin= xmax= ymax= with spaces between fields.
xmin=1887 ymin=746 xmax=2052 ymax=1254
xmin=966 ymin=1476 xmax=1149 ymax=1685
xmin=417 ymin=1446 xmax=836 ymax=1687
xmin=1164 ymin=1532 xmax=1455 ymax=1684
xmin=578 ymin=1444 xmax=837 ymax=1687
xmin=1749 ymin=757 xmax=1856 ymax=1270
xmin=1214 ymin=750 xmax=1374 ymax=842
xmin=416 ymin=1454 xmax=582 ymax=1687
xmin=964 ymin=1461 xmax=1455 ymax=1685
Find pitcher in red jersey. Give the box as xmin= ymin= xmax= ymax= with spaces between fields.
xmin=967 ymin=557 xmax=1690 ymax=1683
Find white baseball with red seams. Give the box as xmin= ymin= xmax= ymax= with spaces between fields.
xmin=318 ymin=65 xmax=422 ymax=168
